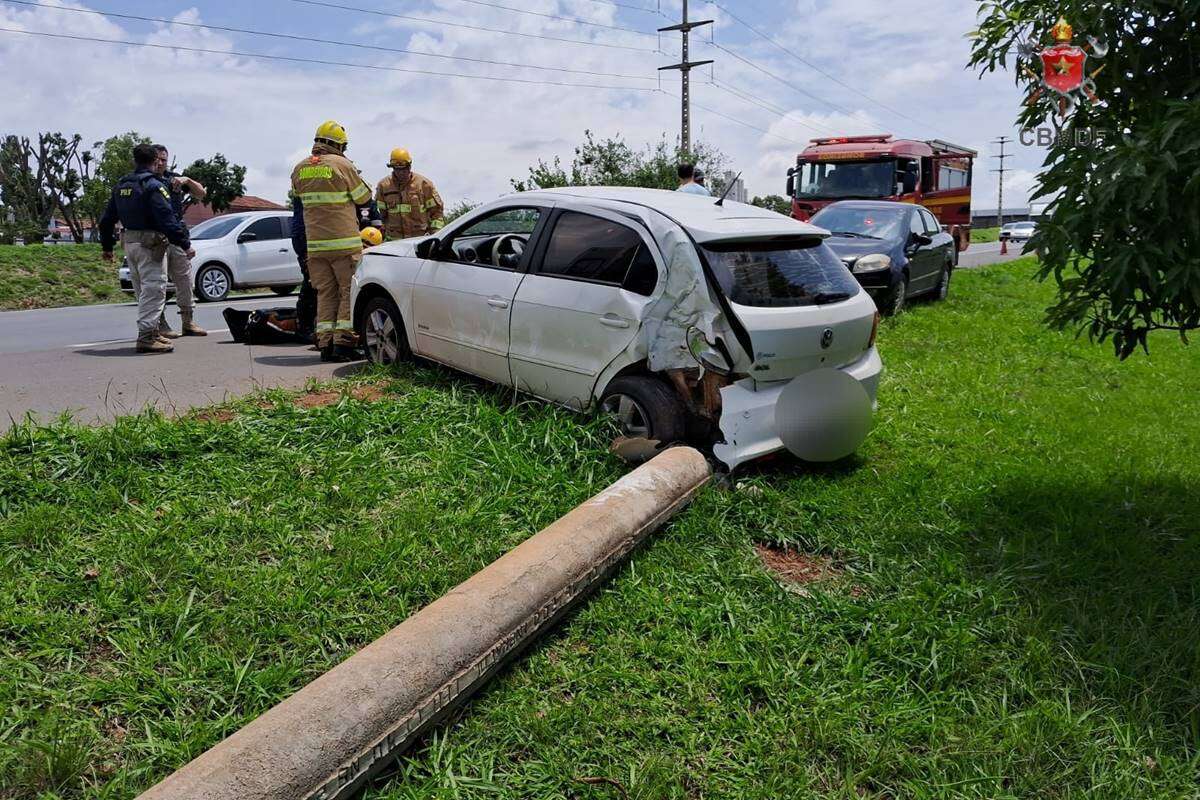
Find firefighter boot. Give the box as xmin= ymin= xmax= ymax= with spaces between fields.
xmin=180 ymin=307 xmax=207 ymax=336
xmin=136 ymin=331 xmax=174 ymax=354
xmin=157 ymin=313 xmax=182 ymax=340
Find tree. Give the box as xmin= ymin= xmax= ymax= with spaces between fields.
xmin=0 ymin=133 xmax=94 ymax=243
xmin=970 ymin=4 xmax=1200 ymax=358
xmin=79 ymin=132 xmax=151 ymax=238
xmin=183 ymin=154 xmax=246 ymax=214
xmin=511 ymin=130 xmax=727 ymax=194
xmin=751 ymin=195 xmax=792 ymax=216
xmin=0 ymin=135 xmax=51 ymax=232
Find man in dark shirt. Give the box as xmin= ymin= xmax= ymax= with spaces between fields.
xmin=99 ymin=143 xmax=193 ymax=354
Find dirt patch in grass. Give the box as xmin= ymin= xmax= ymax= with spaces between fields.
xmin=295 ymin=390 xmax=343 ymax=409
xmin=296 ymin=382 xmax=390 ymax=408
xmin=756 ymin=544 xmax=843 ymax=589
xmin=350 ymin=383 xmax=389 ymax=403
xmin=193 ymin=409 xmax=237 ymax=424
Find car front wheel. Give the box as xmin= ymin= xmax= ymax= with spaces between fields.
xmin=195 ymin=263 xmax=231 ymax=302
xmin=360 ymin=295 xmax=410 ymax=366
xmin=600 ymin=376 xmax=687 ymax=444
xmin=882 ymin=274 xmax=908 ymax=316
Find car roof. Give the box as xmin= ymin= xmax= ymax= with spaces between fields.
xmin=518 ymin=186 xmax=826 ymax=242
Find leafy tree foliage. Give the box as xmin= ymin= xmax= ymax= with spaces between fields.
xmin=970 ymin=2 xmax=1199 ymax=357
xmin=183 ymin=153 xmax=246 ymax=214
xmin=79 ymin=132 xmax=151 ymax=237
xmin=751 ymin=194 xmax=792 ymax=216
xmin=0 ymin=133 xmax=94 ymax=243
xmin=512 ymin=130 xmax=727 ymax=194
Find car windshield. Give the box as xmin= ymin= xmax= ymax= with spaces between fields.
xmin=796 ymin=159 xmax=896 ymax=199
xmin=810 ymin=206 xmax=906 ymax=241
xmin=191 ymin=215 xmax=247 ymax=240
xmin=702 ymin=237 xmax=860 ymax=308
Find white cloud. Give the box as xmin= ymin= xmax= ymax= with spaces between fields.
xmin=0 ymin=0 xmax=1047 ymax=210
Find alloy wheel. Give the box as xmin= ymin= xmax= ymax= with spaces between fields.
xmin=601 ymin=393 xmax=651 ymax=438
xmin=365 ymin=308 xmax=401 ymax=365
xmin=199 ymin=267 xmax=229 ymax=301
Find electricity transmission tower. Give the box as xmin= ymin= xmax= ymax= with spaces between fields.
xmin=991 ymin=136 xmax=1012 ymax=225
xmin=658 ymin=0 xmax=712 ymax=154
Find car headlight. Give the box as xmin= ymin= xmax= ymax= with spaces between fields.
xmin=852 ymin=253 xmax=892 ymax=273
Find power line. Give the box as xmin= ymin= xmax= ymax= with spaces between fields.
xmin=0 ymin=26 xmax=661 ymax=91
xmin=704 ymin=0 xmax=940 ymax=133
xmin=707 ymin=80 xmax=838 ymax=137
xmin=445 ymin=0 xmax=656 ymax=36
xmin=288 ymin=0 xmax=659 ymax=53
xmin=577 ymin=0 xmax=663 ymax=13
xmin=705 ymin=41 xmax=858 ymax=118
xmin=658 ymin=89 xmax=807 ymax=147
xmin=0 ymin=0 xmax=656 ymax=81
xmin=658 ymin=0 xmax=713 ymax=152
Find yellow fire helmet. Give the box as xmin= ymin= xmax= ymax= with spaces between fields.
xmin=388 ymin=147 xmax=412 ymax=168
xmin=360 ymin=226 xmax=383 ymax=247
xmin=315 ymin=120 xmax=348 ymax=147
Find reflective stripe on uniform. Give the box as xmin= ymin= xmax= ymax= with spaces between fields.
xmin=307 ymin=236 xmax=362 ymax=252
xmin=425 ymin=198 xmax=438 ymax=209
xmin=398 ymin=203 xmax=412 ymax=213
xmin=315 ymin=321 xmax=336 ymax=332
xmin=334 ymin=320 xmax=353 ymax=330
xmin=431 ymin=219 xmax=446 ymax=229
xmin=350 ymin=183 xmax=371 ymax=203
xmin=299 ymin=191 xmax=352 ymax=205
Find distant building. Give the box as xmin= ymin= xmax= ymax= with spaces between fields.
xmin=183 ymin=196 xmax=287 ymax=227
xmin=722 ymin=171 xmax=748 ymax=203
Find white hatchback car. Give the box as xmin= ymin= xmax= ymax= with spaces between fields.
xmin=351 ymin=187 xmax=883 ymax=469
xmin=118 ymin=210 xmax=301 ymax=302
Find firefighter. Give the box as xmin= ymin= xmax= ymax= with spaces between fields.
xmin=289 ymin=120 xmax=374 ymax=363
xmin=98 ymin=143 xmax=192 ymax=354
xmin=375 ymin=148 xmax=445 ymax=240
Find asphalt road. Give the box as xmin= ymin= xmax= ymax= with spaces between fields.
xmin=0 ymin=246 xmax=1030 ymax=430
xmin=0 ymin=294 xmax=359 ymax=430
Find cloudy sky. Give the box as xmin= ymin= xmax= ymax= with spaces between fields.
xmin=0 ymin=0 xmax=1047 ymax=211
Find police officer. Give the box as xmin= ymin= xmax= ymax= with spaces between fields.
xmin=99 ymin=143 xmax=192 ymax=354
xmin=290 ymin=120 xmax=374 ymax=362
xmin=151 ymin=144 xmax=207 ymax=337
xmin=375 ymin=148 xmax=445 ymax=240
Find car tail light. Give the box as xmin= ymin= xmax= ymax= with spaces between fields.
xmin=868 ymin=311 xmax=880 ymax=349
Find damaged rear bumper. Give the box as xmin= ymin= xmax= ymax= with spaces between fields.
xmin=712 ymin=347 xmax=882 ymax=470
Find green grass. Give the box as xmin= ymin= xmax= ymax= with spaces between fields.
xmin=3 ymin=258 xmax=1199 ymax=798
xmin=970 ymin=227 xmax=1000 ymax=243
xmin=0 ymin=244 xmax=124 ymax=310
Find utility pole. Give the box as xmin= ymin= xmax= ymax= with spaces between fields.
xmin=658 ymin=0 xmax=712 ymax=155
xmin=990 ymin=136 xmax=1012 ymax=226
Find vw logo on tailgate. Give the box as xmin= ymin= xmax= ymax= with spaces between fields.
xmin=820 ymin=328 xmax=834 ymax=349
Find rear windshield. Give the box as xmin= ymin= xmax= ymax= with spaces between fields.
xmin=701 ymin=237 xmax=860 ymax=307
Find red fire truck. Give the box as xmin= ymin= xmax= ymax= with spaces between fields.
xmin=786 ymin=135 xmax=976 ymax=254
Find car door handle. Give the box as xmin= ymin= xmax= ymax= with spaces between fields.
xmin=278 ymin=248 xmax=289 ymax=252
xmin=486 ymin=297 xmax=510 ymax=309
xmin=599 ymin=316 xmax=630 ymax=329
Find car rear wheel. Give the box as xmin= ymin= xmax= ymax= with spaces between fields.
xmin=933 ymin=263 xmax=952 ymax=301
xmin=360 ymin=295 xmax=410 ymax=366
xmin=271 ymin=285 xmax=298 ymax=296
xmin=195 ymin=263 xmax=231 ymax=302
xmin=600 ymin=376 xmax=687 ymax=444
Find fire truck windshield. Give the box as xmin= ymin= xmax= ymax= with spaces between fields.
xmin=796 ymin=159 xmax=896 ymax=200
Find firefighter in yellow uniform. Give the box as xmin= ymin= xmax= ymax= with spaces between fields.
xmin=375 ymin=148 xmax=445 ymax=240
xmin=290 ymin=121 xmax=374 ymax=362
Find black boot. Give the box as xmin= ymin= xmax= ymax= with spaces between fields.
xmin=321 ymin=344 xmax=353 ymax=363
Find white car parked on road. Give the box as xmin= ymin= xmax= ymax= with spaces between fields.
xmin=119 ymin=210 xmax=301 ymax=302
xmin=351 ymin=187 xmax=883 ymax=470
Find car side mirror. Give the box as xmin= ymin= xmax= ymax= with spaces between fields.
xmin=910 ymin=232 xmax=932 ymax=247
xmin=236 ymin=232 xmax=257 ymax=244
xmin=786 ymin=167 xmax=795 ymax=198
xmin=415 ymin=237 xmax=439 ymax=259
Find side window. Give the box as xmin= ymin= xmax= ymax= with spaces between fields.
xmin=540 ymin=211 xmax=644 ymax=286
xmin=443 ymin=206 xmax=543 ymax=268
xmin=623 ymin=244 xmax=659 ymax=296
xmin=921 ymin=208 xmax=941 ymax=234
xmin=458 ymin=208 xmax=540 ymax=237
xmin=243 ymin=217 xmax=284 ymax=241
xmin=909 ymin=211 xmax=925 ymax=236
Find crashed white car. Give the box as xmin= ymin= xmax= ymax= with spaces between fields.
xmin=351 ymin=187 xmax=882 ymax=469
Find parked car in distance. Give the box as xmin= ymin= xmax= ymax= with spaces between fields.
xmin=999 ymin=221 xmax=1037 ymax=242
xmin=351 ymin=187 xmax=884 ymax=470
xmin=810 ymin=200 xmax=955 ymax=315
xmin=118 ymin=210 xmax=300 ymax=301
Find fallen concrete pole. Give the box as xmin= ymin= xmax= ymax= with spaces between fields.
xmin=137 ymin=446 xmax=711 ymax=800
